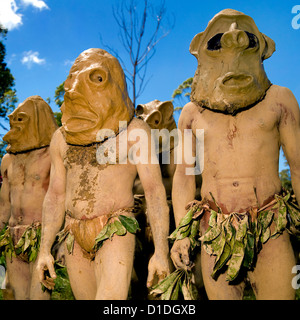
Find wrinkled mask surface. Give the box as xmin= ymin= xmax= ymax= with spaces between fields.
xmin=136 ymin=100 xmax=176 ymax=131
xmin=190 ymin=9 xmax=275 ymax=114
xmin=3 ymin=96 xmax=58 ymax=154
xmin=61 ymin=48 xmax=134 ymax=145
xmin=136 ymin=100 xmax=177 ymax=153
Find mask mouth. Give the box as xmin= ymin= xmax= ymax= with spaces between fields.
xmin=221 ymin=72 xmax=253 ymax=89
xmin=3 ymin=126 xmax=22 ymax=143
xmin=63 ymin=91 xmax=99 ymax=133
xmin=65 ymin=116 xmax=98 ymax=132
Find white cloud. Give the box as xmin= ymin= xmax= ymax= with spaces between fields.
xmin=21 ymin=50 xmax=46 ymax=68
xmin=64 ymin=59 xmax=75 ymax=67
xmin=0 ymin=0 xmax=23 ymax=30
xmin=0 ymin=0 xmax=49 ymax=30
xmin=20 ymin=0 xmax=49 ymax=10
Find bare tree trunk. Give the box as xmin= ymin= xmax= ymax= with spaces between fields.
xmin=102 ymin=0 xmax=173 ymax=108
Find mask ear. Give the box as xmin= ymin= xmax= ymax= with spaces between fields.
xmin=158 ymin=101 xmax=174 ymax=122
xmin=189 ymin=32 xmax=204 ymax=58
xmin=146 ymin=110 xmax=162 ymax=129
xmin=136 ymin=104 xmax=145 ymax=118
xmin=261 ymin=33 xmax=275 ymax=60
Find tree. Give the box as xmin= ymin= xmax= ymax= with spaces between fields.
xmin=52 ymin=82 xmax=65 ymax=127
xmin=54 ymin=82 xmax=65 ymax=108
xmin=104 ymin=0 xmax=173 ymax=108
xmin=0 ymin=26 xmax=17 ymax=159
xmin=171 ymin=77 xmax=193 ymax=112
xmin=0 ymin=26 xmax=17 ymax=130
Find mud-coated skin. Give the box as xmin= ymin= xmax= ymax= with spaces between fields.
xmin=0 ymin=96 xmax=57 ymax=300
xmin=171 ymin=8 xmax=300 ymax=300
xmin=171 ymin=84 xmax=300 ymax=300
xmin=36 ymin=120 xmax=170 ymax=300
xmin=0 ymin=148 xmax=51 ymax=300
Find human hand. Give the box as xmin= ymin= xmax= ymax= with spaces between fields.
xmin=170 ymin=238 xmax=193 ymax=270
xmin=36 ymin=252 xmax=57 ymax=290
xmin=147 ymin=252 xmax=171 ymax=288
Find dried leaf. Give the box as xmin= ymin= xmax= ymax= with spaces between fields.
xmin=226 ymin=240 xmax=245 ymax=281
xmin=150 ymin=270 xmax=181 ymax=295
xmin=66 ymin=233 xmax=75 ymax=254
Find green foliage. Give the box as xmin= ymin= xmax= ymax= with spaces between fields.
xmin=51 ymin=265 xmax=75 ymax=300
xmin=53 ymin=111 xmax=62 ymax=127
xmin=279 ymin=168 xmax=293 ymax=193
xmin=0 ymin=26 xmax=17 ymax=121
xmin=54 ymin=82 xmax=65 ymax=108
xmin=171 ymin=77 xmax=193 ymax=112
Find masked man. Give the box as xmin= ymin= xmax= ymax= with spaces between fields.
xmin=36 ymin=48 xmax=170 ymax=300
xmin=0 ymin=96 xmax=58 ymax=299
xmin=170 ymin=9 xmax=300 ymax=300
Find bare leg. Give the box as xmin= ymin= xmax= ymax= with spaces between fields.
xmin=94 ymin=232 xmax=135 ymax=300
xmin=64 ymin=241 xmax=97 ymax=300
xmin=248 ymin=232 xmax=296 ymax=300
xmin=5 ymin=257 xmax=31 ymax=300
xmin=29 ymin=259 xmax=50 ymax=300
xmin=201 ymin=247 xmax=245 ymax=300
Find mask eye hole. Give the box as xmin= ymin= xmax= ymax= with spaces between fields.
xmin=89 ymin=69 xmax=107 ymax=84
xmin=207 ymin=33 xmax=223 ymax=51
xmin=245 ymin=32 xmax=259 ymax=49
xmin=136 ymin=105 xmax=145 ymax=118
xmin=14 ymin=112 xmax=29 ymax=123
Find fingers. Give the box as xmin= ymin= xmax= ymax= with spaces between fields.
xmin=170 ymin=239 xmax=192 ymax=270
xmin=37 ymin=256 xmax=57 ymax=290
xmin=157 ymin=271 xmax=168 ymax=283
xmin=146 ymin=270 xmax=155 ymax=288
xmin=47 ymin=260 xmax=57 ymax=280
xmin=41 ymin=276 xmax=56 ymax=291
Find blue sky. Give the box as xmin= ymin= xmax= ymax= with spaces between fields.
xmin=1 ymin=0 xmax=300 ymax=171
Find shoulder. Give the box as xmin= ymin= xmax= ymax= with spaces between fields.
xmin=0 ymin=153 xmax=13 ymax=173
xmin=127 ymin=117 xmax=151 ymax=134
xmin=268 ymin=85 xmax=299 ymax=119
xmin=49 ymin=128 xmax=67 ymax=158
xmin=178 ymin=102 xmax=200 ymax=130
xmin=268 ymin=85 xmax=298 ymax=107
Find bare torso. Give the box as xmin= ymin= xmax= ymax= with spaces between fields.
xmin=5 ymin=147 xmax=51 ymax=226
xmin=59 ymin=120 xmax=140 ymax=220
xmin=188 ymin=85 xmax=287 ymax=212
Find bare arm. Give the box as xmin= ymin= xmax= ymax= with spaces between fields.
xmin=37 ymin=129 xmax=66 ymax=288
xmin=279 ymin=87 xmax=300 ymax=204
xmin=171 ymin=104 xmax=197 ymax=269
xmin=172 ymin=104 xmax=197 ymax=226
xmin=130 ymin=121 xmax=170 ymax=286
xmin=0 ymin=154 xmax=12 ymax=230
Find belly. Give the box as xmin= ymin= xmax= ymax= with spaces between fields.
xmin=201 ymin=174 xmax=282 ymax=213
xmin=64 ymin=164 xmax=136 ymax=219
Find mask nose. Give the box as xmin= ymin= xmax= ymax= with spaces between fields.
xmin=221 ymin=22 xmax=249 ymax=50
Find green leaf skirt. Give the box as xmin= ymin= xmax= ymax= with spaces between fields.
xmin=0 ymin=222 xmax=41 ymax=263
xmin=170 ymin=190 xmax=300 ymax=283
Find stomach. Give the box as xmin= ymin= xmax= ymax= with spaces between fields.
xmin=201 ymin=172 xmax=282 ymax=213
xmin=64 ymin=164 xmax=136 ymax=219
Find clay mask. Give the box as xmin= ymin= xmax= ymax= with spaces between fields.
xmin=61 ymin=48 xmax=134 ymax=145
xmin=189 ymin=9 xmax=275 ymax=114
xmin=3 ymin=96 xmax=58 ymax=154
xmin=136 ymin=100 xmax=177 ymax=153
xmin=136 ymin=100 xmax=176 ymax=131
